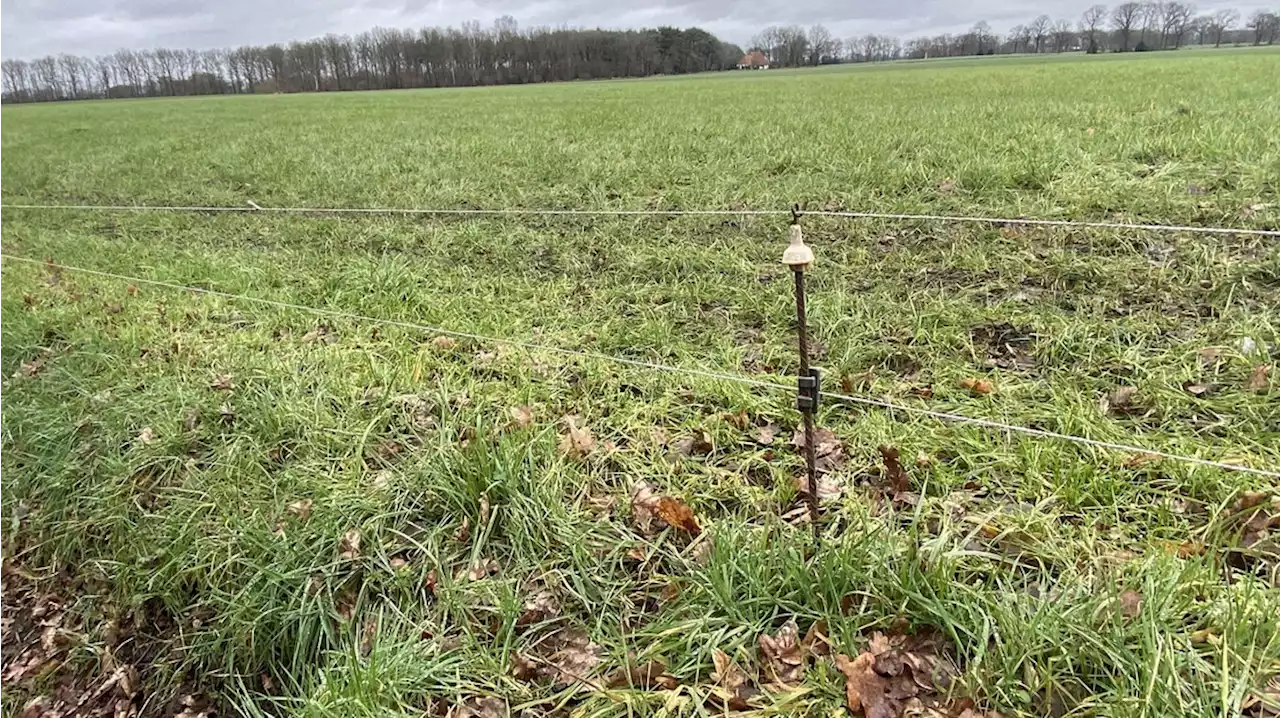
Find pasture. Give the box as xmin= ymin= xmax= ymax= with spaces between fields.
xmin=2 ymin=48 xmax=1279 ymax=717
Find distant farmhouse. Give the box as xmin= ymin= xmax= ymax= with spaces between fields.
xmin=737 ymin=50 xmax=770 ymax=69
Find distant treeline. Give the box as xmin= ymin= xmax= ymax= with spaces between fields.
xmin=0 ymin=21 xmax=743 ymax=103
xmin=755 ymin=4 xmax=1278 ymax=65
xmin=2 ymin=3 xmax=1279 ymax=104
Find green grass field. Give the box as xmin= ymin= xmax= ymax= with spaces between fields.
xmin=2 ymin=49 xmax=1279 ymax=718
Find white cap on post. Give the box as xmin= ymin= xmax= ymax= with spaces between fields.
xmin=781 ymin=222 xmax=814 ymax=269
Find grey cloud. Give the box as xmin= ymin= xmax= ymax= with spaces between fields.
xmin=3 ymin=0 xmax=1273 ymax=58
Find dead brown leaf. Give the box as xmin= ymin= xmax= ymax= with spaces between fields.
xmin=632 ymin=483 xmax=703 ymax=537
xmin=836 ymin=651 xmax=893 ymax=718
xmin=758 ymin=619 xmax=805 ymax=686
xmin=339 ymin=529 xmax=361 ymax=559
xmin=711 ymin=649 xmax=761 ymax=710
xmin=15 ymin=353 xmax=49 ymax=378
xmin=209 ymin=374 xmax=234 ymax=391
xmin=302 ymin=325 xmax=334 ymax=344
xmin=508 ymin=405 xmax=534 ymax=429
xmin=674 ymin=430 xmax=714 ymax=456
xmin=791 ymin=426 xmax=842 ymax=456
xmin=516 ymin=590 xmax=560 ymax=626
xmin=1119 ymin=589 xmax=1143 ymax=619
xmin=1123 ymin=453 xmax=1160 ymax=469
xmin=173 ymin=694 xmax=216 ymax=718
xmin=1159 ymin=540 xmax=1205 ymax=559
xmin=42 ymin=258 xmax=61 ymax=285
xmin=1198 ymin=347 xmax=1222 ymax=367
xmin=723 ymin=410 xmax=750 ymax=430
xmin=1241 ymin=675 xmax=1280 ymax=717
xmin=1246 ymin=364 xmax=1271 ymax=392
xmin=543 ymin=628 xmax=605 ymax=687
xmin=605 ymin=659 xmax=678 ymax=690
xmin=958 ymin=377 xmax=994 ymax=396
xmin=466 ymin=558 xmax=500 ymax=581
xmin=448 ymin=696 xmax=507 ymax=718
xmin=431 ymin=336 xmax=459 ymax=351
xmin=690 ymin=537 xmax=713 ymax=566
xmin=1103 ymin=385 xmax=1139 ymax=415
xmin=558 ymin=416 xmax=595 ymax=459
xmin=802 ymin=619 xmax=831 ymax=656
xmin=1183 ymin=381 xmax=1213 ymax=397
xmin=287 ymin=499 xmax=313 ymax=521
xmin=1225 ymin=491 xmax=1279 ymax=551
xmin=511 ymin=651 xmax=539 ymax=681
xmin=4 ymin=651 xmax=48 ymax=683
xmin=835 ymin=631 xmax=957 ymax=718
xmin=753 ymin=423 xmax=780 ymax=445
xmin=451 ymin=516 xmax=472 ymax=543
xmin=360 ymin=617 xmax=377 ymax=656
xmin=791 ymin=425 xmax=847 ymax=473
xmin=631 ymin=482 xmax=661 ymax=534
xmin=794 ymin=473 xmax=842 ymax=503
xmin=655 ymin=496 xmax=701 ymax=535
xmin=842 ymin=370 xmax=876 ymax=393
xmin=878 ymin=445 xmax=911 ymax=496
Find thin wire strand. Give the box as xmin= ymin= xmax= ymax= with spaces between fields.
xmin=0 ymin=203 xmax=777 ymax=217
xmin=814 ymin=388 xmax=1279 ymax=477
xmin=3 ymin=202 xmax=1278 ymax=237
xmin=3 ymin=253 xmax=1276 ymax=478
xmin=807 ymin=209 xmax=1280 ymax=237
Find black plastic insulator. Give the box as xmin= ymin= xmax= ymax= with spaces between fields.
xmin=796 ymin=367 xmax=822 ymax=412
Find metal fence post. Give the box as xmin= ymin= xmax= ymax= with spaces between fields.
xmin=782 ymin=205 xmax=821 ymax=542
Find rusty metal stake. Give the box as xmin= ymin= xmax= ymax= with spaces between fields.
xmin=782 ymin=205 xmax=821 ymax=542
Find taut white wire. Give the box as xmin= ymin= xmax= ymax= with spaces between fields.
xmin=807 ymin=209 xmax=1280 ymax=237
xmin=3 ymin=202 xmax=1278 ymax=237
xmin=3 ymin=254 xmax=1277 ymax=478
xmin=0 ymin=203 xmax=776 ymax=217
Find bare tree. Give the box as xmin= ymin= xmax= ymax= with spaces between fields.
xmin=57 ymin=54 xmax=85 ymax=99
xmin=1006 ymin=24 xmax=1031 ymax=53
xmin=1051 ymin=20 xmax=1076 ymax=51
xmin=1028 ymin=14 xmax=1053 ymax=51
xmin=32 ymin=56 xmax=61 ymax=100
xmin=1247 ymin=10 xmax=1279 ymax=44
xmin=1112 ymin=2 xmax=1144 ymax=50
xmin=848 ymin=34 xmax=900 ymax=62
xmin=1139 ymin=1 xmax=1162 ymax=46
xmin=752 ymin=26 xmax=784 ymax=66
xmin=967 ymin=21 xmax=994 ymax=54
xmin=1160 ymin=1 xmax=1195 ymax=47
xmin=806 ymin=24 xmax=835 ymax=65
xmin=1190 ymin=15 xmax=1210 ymax=44
xmin=1080 ymin=4 xmax=1109 ymax=52
xmin=1207 ymin=8 xmax=1239 ymax=45
xmin=2 ymin=59 xmax=32 ymax=101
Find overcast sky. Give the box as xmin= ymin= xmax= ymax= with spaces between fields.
xmin=2 ymin=0 xmax=1271 ymax=59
